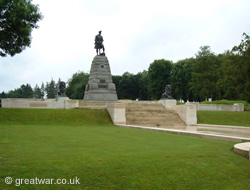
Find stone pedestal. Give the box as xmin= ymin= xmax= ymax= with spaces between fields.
xmin=160 ymin=99 xmax=177 ymax=109
xmin=84 ymin=56 xmax=118 ymax=102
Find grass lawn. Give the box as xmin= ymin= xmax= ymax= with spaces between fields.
xmin=0 ymin=108 xmax=249 ymax=190
xmin=198 ymin=111 xmax=250 ymax=127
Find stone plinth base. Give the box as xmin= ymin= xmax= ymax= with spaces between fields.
xmin=84 ymin=56 xmax=118 ymax=102
xmin=160 ymin=99 xmax=177 ymax=109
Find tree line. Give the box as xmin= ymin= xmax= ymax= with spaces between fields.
xmin=1 ymin=33 xmax=249 ymax=102
xmin=0 ymin=79 xmax=62 ymax=99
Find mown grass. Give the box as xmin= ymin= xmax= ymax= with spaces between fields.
xmin=198 ymin=111 xmax=250 ymax=127
xmin=0 ymin=108 xmax=112 ymax=126
xmin=0 ymin=108 xmax=249 ymax=190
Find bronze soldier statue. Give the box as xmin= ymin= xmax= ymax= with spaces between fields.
xmin=94 ymin=31 xmax=105 ymax=56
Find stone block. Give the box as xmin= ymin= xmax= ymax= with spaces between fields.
xmin=107 ymin=103 xmax=126 ymax=125
xmin=161 ymin=99 xmax=177 ymax=109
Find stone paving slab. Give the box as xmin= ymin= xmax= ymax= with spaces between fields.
xmin=193 ymin=124 xmax=250 ymax=130
xmin=117 ymin=124 xmax=250 ymax=143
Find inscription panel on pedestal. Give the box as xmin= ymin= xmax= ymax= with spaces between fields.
xmin=98 ymin=84 xmax=107 ymax=89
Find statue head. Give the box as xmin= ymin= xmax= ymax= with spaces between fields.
xmin=99 ymin=31 xmax=102 ymax=34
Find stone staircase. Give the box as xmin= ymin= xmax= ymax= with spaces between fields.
xmin=125 ymin=102 xmax=186 ymax=129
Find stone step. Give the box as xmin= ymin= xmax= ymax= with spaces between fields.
xmin=126 ymin=115 xmax=180 ymax=121
xmin=126 ymin=120 xmax=182 ymax=125
xmin=126 ymin=110 xmax=178 ymax=115
xmin=125 ymin=102 xmax=186 ymax=128
xmin=126 ymin=115 xmax=185 ymax=122
xmin=126 ymin=111 xmax=179 ymax=117
xmin=126 ymin=109 xmax=166 ymax=113
xmin=126 ymin=104 xmax=164 ymax=109
xmin=126 ymin=119 xmax=185 ymax=125
xmin=126 ymin=122 xmax=186 ymax=129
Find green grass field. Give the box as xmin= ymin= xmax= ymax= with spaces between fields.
xmin=198 ymin=111 xmax=250 ymax=127
xmin=0 ymin=108 xmax=250 ymax=190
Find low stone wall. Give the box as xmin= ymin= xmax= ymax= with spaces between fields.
xmin=191 ymin=102 xmax=244 ymax=112
xmin=1 ymin=98 xmax=79 ymax=109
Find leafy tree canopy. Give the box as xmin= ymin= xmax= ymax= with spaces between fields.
xmin=232 ymin=32 xmax=250 ymax=57
xmin=148 ymin=59 xmax=173 ymax=100
xmin=66 ymin=71 xmax=89 ymax=99
xmin=0 ymin=0 xmax=42 ymax=56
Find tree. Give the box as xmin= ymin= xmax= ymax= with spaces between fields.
xmin=113 ymin=71 xmax=149 ymax=100
xmin=33 ymin=84 xmax=42 ymax=99
xmin=171 ymin=58 xmax=194 ymax=101
xmin=40 ymin=82 xmax=45 ymax=99
xmin=0 ymin=0 xmax=42 ymax=56
xmin=227 ymin=33 xmax=250 ymax=102
xmin=7 ymin=83 xmax=33 ymax=98
xmin=112 ymin=75 xmax=122 ymax=99
xmin=148 ymin=59 xmax=173 ymax=100
xmin=0 ymin=91 xmax=7 ymax=98
xmin=136 ymin=70 xmax=149 ymax=100
xmin=232 ymin=32 xmax=250 ymax=57
xmin=190 ymin=46 xmax=222 ymax=101
xmin=195 ymin=45 xmax=214 ymax=58
xmin=66 ymin=71 xmax=89 ymax=99
xmin=21 ymin=83 xmax=33 ymax=98
xmin=115 ymin=72 xmax=140 ymax=100
xmin=45 ymin=79 xmax=57 ymax=98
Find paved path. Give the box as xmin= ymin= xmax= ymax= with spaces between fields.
xmin=117 ymin=124 xmax=250 ymax=142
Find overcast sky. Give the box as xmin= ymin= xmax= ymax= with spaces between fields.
xmin=0 ymin=0 xmax=250 ymax=93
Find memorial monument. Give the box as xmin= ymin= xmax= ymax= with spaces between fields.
xmin=162 ymin=84 xmax=173 ymax=99
xmin=83 ymin=31 xmax=118 ymax=102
